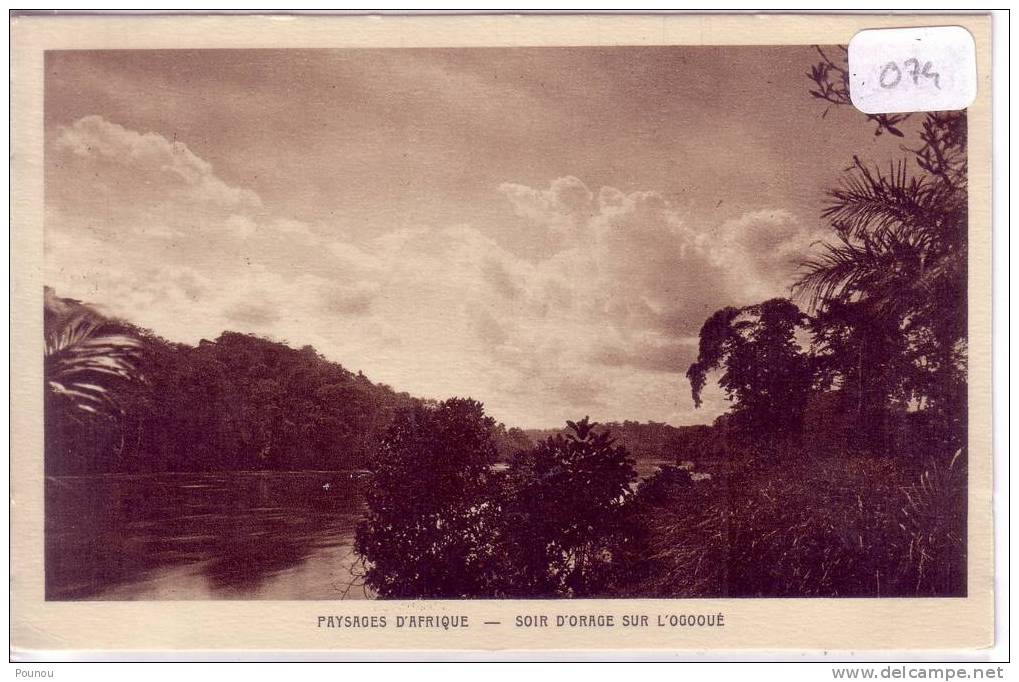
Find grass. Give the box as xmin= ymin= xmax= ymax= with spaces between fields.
xmin=626 ymin=448 xmax=966 ymax=598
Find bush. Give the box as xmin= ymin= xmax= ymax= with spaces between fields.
xmin=354 ymin=398 xmax=504 ymax=598
xmin=499 ymin=418 xmax=638 ymax=597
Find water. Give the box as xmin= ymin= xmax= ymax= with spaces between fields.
xmin=45 ymin=460 xmax=679 ymax=601
xmin=45 ymin=471 xmax=369 ymax=601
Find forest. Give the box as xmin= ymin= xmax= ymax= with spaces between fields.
xmin=44 ymin=296 xmax=713 ymax=476
xmin=44 ymin=50 xmax=968 ymax=598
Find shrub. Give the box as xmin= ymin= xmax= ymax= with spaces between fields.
xmin=354 ymin=398 xmax=504 ymax=598
xmin=499 ymin=417 xmax=638 ymax=597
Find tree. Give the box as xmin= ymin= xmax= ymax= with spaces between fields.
xmin=808 ymin=298 xmax=915 ymax=451
xmin=686 ymin=298 xmax=813 ymax=454
xmin=799 ymin=47 xmax=967 ymax=452
xmin=354 ymin=397 xmax=503 ymax=598
xmin=500 ymin=417 xmax=637 ymax=597
xmin=44 ymin=288 xmax=143 ymax=474
xmin=491 ymin=422 xmax=533 ymax=460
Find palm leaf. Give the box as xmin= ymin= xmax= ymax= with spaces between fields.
xmin=44 ymin=306 xmax=142 ymax=418
xmin=795 ymin=215 xmax=945 ymax=321
xmin=823 ymin=157 xmax=951 ymax=244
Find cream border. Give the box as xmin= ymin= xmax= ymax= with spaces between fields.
xmin=9 ymin=13 xmax=993 ymax=654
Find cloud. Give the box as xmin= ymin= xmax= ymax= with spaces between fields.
xmin=499 ymin=175 xmax=595 ymax=235
xmin=225 ymin=300 xmax=282 ymax=327
xmin=54 ymin=115 xmax=262 ymax=210
xmin=496 ymin=179 xmax=732 ymax=340
xmin=481 ymin=258 xmax=524 ymax=301
xmin=470 ymin=307 xmax=511 ymax=346
xmin=481 ymin=179 xmax=822 ymax=400
xmin=592 ymin=337 xmax=698 ymax=374
xmin=710 ymin=208 xmax=827 ymax=302
xmin=321 ymin=282 xmax=379 ymax=317
xmin=224 ymin=214 xmax=258 ymax=239
xmin=44 ymin=118 xmax=822 ymax=427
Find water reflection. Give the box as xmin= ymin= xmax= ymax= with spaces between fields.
xmin=45 ymin=471 xmax=367 ymax=600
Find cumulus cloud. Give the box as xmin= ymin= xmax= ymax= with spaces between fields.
xmin=710 ymin=208 xmax=828 ymax=302
xmin=498 ymin=175 xmax=595 ymax=235
xmin=466 ymin=178 xmax=822 ymax=415
xmin=487 ymin=179 xmax=729 ymax=386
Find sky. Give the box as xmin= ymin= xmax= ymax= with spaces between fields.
xmin=43 ymin=47 xmax=908 ymax=428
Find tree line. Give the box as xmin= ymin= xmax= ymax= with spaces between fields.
xmin=45 ymin=298 xmax=428 ymax=475
xmin=44 ymin=290 xmax=718 ymax=476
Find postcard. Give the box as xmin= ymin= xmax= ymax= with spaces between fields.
xmin=9 ymin=12 xmax=994 ymax=658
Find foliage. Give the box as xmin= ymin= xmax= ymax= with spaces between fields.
xmin=44 ymin=287 xmax=142 ymax=420
xmin=898 ymin=449 xmax=967 ymax=595
xmin=500 ymin=417 xmax=638 ymax=597
xmin=354 ymin=411 xmax=640 ymax=599
xmin=798 ymin=47 xmax=968 ymax=451
xmin=527 ymin=420 xmax=729 ymax=468
xmin=630 ymin=47 xmax=971 ymax=600
xmin=491 ymin=423 xmax=534 ymax=460
xmin=354 ymin=398 xmax=504 ymax=598
xmin=807 ymin=45 xmax=912 ymax=137
xmin=686 ymin=298 xmax=813 ymax=451
xmin=45 ymin=307 xmax=423 ymax=475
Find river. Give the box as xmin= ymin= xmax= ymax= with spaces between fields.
xmin=45 ymin=459 xmax=675 ymax=601
xmin=45 ymin=471 xmax=369 ymax=601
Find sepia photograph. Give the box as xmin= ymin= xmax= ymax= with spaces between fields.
xmin=40 ymin=43 xmax=970 ymax=603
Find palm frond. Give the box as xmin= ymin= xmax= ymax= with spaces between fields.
xmin=44 ymin=310 xmax=142 ymax=418
xmin=795 ymin=226 xmax=935 ymax=318
xmin=794 ymin=236 xmax=883 ymax=311
xmin=823 ymin=157 xmax=950 ymax=243
xmin=47 ymin=380 xmax=116 ymax=414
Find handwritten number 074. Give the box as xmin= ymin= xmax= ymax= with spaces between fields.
xmin=879 ymin=58 xmax=941 ymax=90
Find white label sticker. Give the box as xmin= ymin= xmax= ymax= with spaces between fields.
xmin=848 ymin=26 xmax=977 ymax=114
